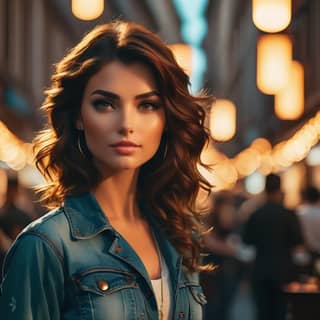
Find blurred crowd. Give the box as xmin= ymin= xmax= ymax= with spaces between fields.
xmin=200 ymin=174 xmax=320 ymax=320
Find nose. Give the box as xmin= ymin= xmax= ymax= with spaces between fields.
xmin=117 ymin=106 xmax=135 ymax=136
xmin=118 ymin=127 xmax=134 ymax=135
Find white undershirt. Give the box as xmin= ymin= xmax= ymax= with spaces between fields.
xmin=150 ymin=246 xmax=171 ymax=320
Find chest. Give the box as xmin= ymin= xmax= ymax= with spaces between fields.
xmin=59 ymin=232 xmax=205 ymax=320
xmin=111 ymin=221 xmax=161 ymax=279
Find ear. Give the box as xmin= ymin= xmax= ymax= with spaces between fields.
xmin=76 ymin=118 xmax=83 ymax=130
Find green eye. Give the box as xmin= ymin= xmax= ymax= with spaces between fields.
xmin=139 ymin=102 xmax=161 ymax=111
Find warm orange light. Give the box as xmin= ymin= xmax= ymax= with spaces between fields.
xmin=258 ymin=153 xmax=273 ymax=175
xmin=274 ymin=61 xmax=304 ymax=120
xmin=253 ymin=0 xmax=291 ymax=33
xmin=71 ymin=0 xmax=104 ymax=21
xmin=213 ymin=160 xmax=238 ymax=185
xmin=0 ymin=121 xmax=30 ymax=170
xmin=233 ymin=149 xmax=261 ymax=177
xmin=257 ymin=34 xmax=292 ymax=94
xmin=168 ymin=44 xmax=193 ymax=76
xmin=209 ymin=99 xmax=236 ymax=142
xmin=251 ymin=138 xmax=272 ymax=154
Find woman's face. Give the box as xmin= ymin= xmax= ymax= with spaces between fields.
xmin=77 ymin=61 xmax=166 ymax=175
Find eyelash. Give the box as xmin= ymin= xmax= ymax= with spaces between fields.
xmin=139 ymin=101 xmax=161 ymax=111
xmin=92 ymin=99 xmax=114 ymax=110
xmin=91 ymin=99 xmax=161 ymax=111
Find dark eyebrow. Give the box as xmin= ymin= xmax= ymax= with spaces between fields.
xmin=135 ymin=91 xmax=160 ymax=99
xmin=90 ymin=89 xmax=160 ymax=100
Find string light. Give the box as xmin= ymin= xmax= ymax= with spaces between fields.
xmin=275 ymin=61 xmax=304 ymax=120
xmin=71 ymin=0 xmax=104 ymax=21
xmin=252 ymin=0 xmax=291 ymax=33
xmin=168 ymin=44 xmax=193 ymax=76
xmin=200 ymin=111 xmax=320 ymax=190
xmin=257 ymin=34 xmax=292 ymax=94
xmin=209 ymin=99 xmax=236 ymax=142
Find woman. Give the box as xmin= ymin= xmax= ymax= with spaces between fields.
xmin=0 ymin=20 xmax=213 ymax=319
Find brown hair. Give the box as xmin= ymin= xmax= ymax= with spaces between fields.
xmin=34 ymin=20 xmax=213 ymax=272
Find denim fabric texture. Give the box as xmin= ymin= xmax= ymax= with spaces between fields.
xmin=0 ymin=192 xmax=206 ymax=319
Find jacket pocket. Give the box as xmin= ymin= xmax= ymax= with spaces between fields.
xmin=73 ymin=267 xmax=138 ymax=295
xmin=72 ymin=268 xmax=139 ymax=320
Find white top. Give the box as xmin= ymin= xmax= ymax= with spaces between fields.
xmin=150 ymin=245 xmax=171 ymax=320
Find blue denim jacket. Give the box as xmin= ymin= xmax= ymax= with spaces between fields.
xmin=0 ymin=193 xmax=206 ymax=319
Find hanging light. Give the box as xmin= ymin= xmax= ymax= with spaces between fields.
xmin=168 ymin=44 xmax=193 ymax=76
xmin=257 ymin=34 xmax=292 ymax=94
xmin=274 ymin=61 xmax=304 ymax=120
xmin=71 ymin=0 xmax=104 ymax=21
xmin=209 ymin=99 xmax=236 ymax=142
xmin=252 ymin=0 xmax=291 ymax=33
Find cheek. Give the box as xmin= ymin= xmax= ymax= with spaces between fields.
xmin=82 ymin=120 xmax=111 ymax=151
xmin=83 ymin=123 xmax=101 ymax=140
xmin=145 ymin=120 xmax=165 ymax=145
xmin=82 ymin=112 xmax=112 ymax=137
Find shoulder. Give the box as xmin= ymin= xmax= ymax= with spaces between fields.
xmin=21 ymin=207 xmax=69 ymax=241
xmin=1 ymin=226 xmax=67 ymax=284
xmin=10 ymin=208 xmax=70 ymax=265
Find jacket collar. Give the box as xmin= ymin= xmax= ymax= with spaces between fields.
xmin=63 ymin=192 xmax=114 ymax=239
xmin=63 ymin=192 xmax=182 ymax=278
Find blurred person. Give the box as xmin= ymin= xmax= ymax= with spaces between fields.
xmin=0 ymin=20 xmax=214 ymax=319
xmin=201 ymin=192 xmax=243 ymax=320
xmin=297 ymin=186 xmax=320 ymax=275
xmin=242 ymin=173 xmax=305 ymax=320
xmin=0 ymin=176 xmax=31 ymax=269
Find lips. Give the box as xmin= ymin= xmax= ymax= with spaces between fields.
xmin=110 ymin=141 xmax=141 ymax=147
xmin=110 ymin=141 xmax=141 ymax=155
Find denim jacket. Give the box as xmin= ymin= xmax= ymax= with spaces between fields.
xmin=0 ymin=193 xmax=207 ymax=319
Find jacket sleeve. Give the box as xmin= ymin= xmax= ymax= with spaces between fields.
xmin=0 ymin=233 xmax=64 ymax=319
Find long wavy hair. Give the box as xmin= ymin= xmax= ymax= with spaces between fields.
xmin=34 ymin=20 xmax=213 ymax=272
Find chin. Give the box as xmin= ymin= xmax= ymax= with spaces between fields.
xmin=110 ymin=161 xmax=140 ymax=172
xmin=96 ymin=156 xmax=148 ymax=173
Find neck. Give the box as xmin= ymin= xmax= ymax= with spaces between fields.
xmin=93 ymin=169 xmax=141 ymax=222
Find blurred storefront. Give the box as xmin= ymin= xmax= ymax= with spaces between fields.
xmin=0 ymin=0 xmax=75 ymax=210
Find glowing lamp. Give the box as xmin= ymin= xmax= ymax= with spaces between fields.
xmin=71 ymin=0 xmax=104 ymax=21
xmin=209 ymin=99 xmax=236 ymax=142
xmin=253 ymin=0 xmax=291 ymax=33
xmin=257 ymin=34 xmax=292 ymax=94
xmin=168 ymin=44 xmax=193 ymax=76
xmin=274 ymin=61 xmax=304 ymax=120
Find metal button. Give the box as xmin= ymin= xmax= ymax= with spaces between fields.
xmin=97 ymin=280 xmax=109 ymax=291
xmin=178 ymin=311 xmax=185 ymax=318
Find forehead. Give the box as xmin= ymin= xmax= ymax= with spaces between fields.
xmin=84 ymin=61 xmax=158 ymax=95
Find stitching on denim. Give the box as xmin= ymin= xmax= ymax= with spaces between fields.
xmin=25 ymin=231 xmax=65 ymax=271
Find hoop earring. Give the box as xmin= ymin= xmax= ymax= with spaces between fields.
xmin=162 ymin=134 xmax=168 ymax=161
xmin=77 ymin=134 xmax=86 ymax=158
